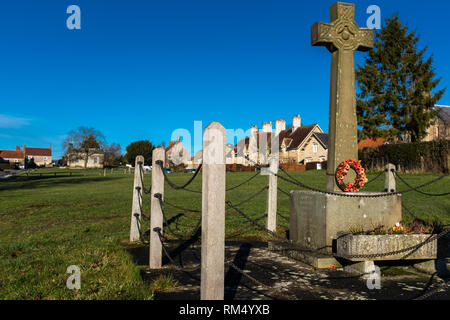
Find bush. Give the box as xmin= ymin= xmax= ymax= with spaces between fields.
xmin=359 ymin=140 xmax=450 ymax=173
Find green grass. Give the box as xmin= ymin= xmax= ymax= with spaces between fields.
xmin=0 ymin=168 xmax=448 ymax=299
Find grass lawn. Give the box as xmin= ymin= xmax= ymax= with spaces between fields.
xmin=0 ymin=168 xmax=448 ymax=299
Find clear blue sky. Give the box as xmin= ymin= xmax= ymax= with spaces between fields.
xmin=0 ymin=0 xmax=449 ymax=159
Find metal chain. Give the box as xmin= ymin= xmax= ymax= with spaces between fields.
xmin=277 ymin=167 xmax=393 ymax=198
xmin=155 ymin=194 xmax=202 ymax=240
xmin=242 ymin=154 xmax=391 ymax=198
xmin=339 ymin=229 xmax=450 ymax=260
xmin=364 ymin=170 xmax=384 ymax=186
xmin=138 ymin=163 xmax=152 ymax=194
xmin=226 ymin=172 xmax=260 ymax=191
xmin=156 ymin=160 xmax=202 ymax=193
xmin=162 ymin=198 xmax=201 ymax=213
xmin=135 ymin=214 xmax=149 ymax=245
xmin=277 ymin=166 xmax=449 ymax=198
xmin=277 ymin=211 xmax=289 ymax=222
xmin=226 ymin=185 xmax=268 ymax=208
xmin=241 ymin=154 xmax=447 ymax=198
xmin=394 ymin=171 xmax=450 ymax=197
xmin=153 ymin=227 xmax=201 ymax=273
xmin=277 ymin=187 xmax=290 ymax=197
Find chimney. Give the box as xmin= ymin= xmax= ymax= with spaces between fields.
xmin=16 ymin=146 xmax=21 ymax=151
xmin=293 ymin=115 xmax=301 ymax=130
xmin=250 ymin=125 xmax=258 ymax=136
xmin=275 ymin=119 xmax=286 ymax=136
xmin=262 ymin=122 xmax=272 ymax=133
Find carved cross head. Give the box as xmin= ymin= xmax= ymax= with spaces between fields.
xmin=311 ymin=2 xmax=373 ymax=53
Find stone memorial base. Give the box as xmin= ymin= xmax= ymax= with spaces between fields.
xmin=290 ymin=191 xmax=402 ymax=253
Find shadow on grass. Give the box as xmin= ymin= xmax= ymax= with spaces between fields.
xmin=0 ymin=175 xmax=123 ymax=192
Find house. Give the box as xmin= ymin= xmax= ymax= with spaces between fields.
xmin=423 ymin=105 xmax=450 ymax=142
xmin=277 ymin=118 xmax=328 ymax=164
xmin=0 ymin=144 xmax=53 ymax=168
xmin=165 ymin=138 xmax=191 ymax=168
xmin=234 ymin=116 xmax=328 ymax=166
xmin=0 ymin=146 xmax=25 ymax=168
xmin=24 ymin=144 xmax=52 ymax=167
xmin=66 ymin=149 xmax=104 ymax=168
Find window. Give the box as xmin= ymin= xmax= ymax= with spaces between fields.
xmin=313 ymin=144 xmax=318 ymax=153
xmin=94 ymin=157 xmax=98 ymax=164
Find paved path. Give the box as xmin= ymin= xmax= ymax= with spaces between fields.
xmin=133 ymin=241 xmax=450 ymax=300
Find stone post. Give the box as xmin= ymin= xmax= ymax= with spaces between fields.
xmin=150 ymin=148 xmax=165 ymax=269
xmin=201 ymin=122 xmax=226 ymax=300
xmin=266 ymin=155 xmax=278 ymax=232
xmin=384 ymin=163 xmax=396 ymax=193
xmin=129 ymin=156 xmax=144 ymax=243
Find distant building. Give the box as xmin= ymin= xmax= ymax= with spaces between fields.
xmin=165 ymin=138 xmax=191 ymax=168
xmin=24 ymin=144 xmax=52 ymax=167
xmin=423 ymin=105 xmax=450 ymax=142
xmin=66 ymin=149 xmax=104 ymax=168
xmin=234 ymin=116 xmax=328 ymax=165
xmin=183 ymin=115 xmax=329 ymax=169
xmin=0 ymin=144 xmax=52 ymax=168
xmin=0 ymin=146 xmax=25 ymax=167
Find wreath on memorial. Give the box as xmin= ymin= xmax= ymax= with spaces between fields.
xmin=335 ymin=159 xmax=368 ymax=192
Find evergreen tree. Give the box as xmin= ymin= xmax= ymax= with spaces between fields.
xmin=356 ymin=15 xmax=445 ymax=142
xmin=125 ymin=140 xmax=155 ymax=166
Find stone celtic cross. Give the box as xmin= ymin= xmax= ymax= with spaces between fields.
xmin=311 ymin=2 xmax=373 ymax=192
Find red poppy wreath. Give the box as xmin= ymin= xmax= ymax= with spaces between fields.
xmin=335 ymin=159 xmax=368 ymax=192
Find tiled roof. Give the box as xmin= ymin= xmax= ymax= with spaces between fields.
xmin=435 ymin=105 xmax=450 ymax=124
xmin=279 ymin=124 xmax=318 ymax=151
xmin=0 ymin=149 xmax=24 ymax=159
xmin=358 ymin=137 xmax=386 ymax=150
xmin=313 ymin=132 xmax=328 ymax=149
xmin=235 ymin=124 xmax=321 ymax=152
xmin=25 ymin=147 xmax=51 ymax=157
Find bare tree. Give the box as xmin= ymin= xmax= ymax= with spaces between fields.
xmin=63 ymin=127 xmax=106 ymax=168
xmin=104 ymin=143 xmax=122 ymax=167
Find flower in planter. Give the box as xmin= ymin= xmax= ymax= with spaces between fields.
xmin=392 ymin=222 xmax=405 ymax=234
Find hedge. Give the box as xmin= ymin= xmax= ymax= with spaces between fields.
xmin=359 ymin=140 xmax=450 ymax=173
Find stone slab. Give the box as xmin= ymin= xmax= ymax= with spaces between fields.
xmin=336 ymin=234 xmax=437 ymax=261
xmin=290 ymin=191 xmax=402 ymax=253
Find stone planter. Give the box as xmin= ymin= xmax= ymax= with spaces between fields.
xmin=335 ymin=233 xmax=438 ymax=261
